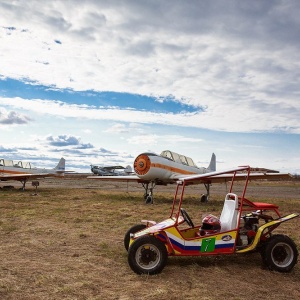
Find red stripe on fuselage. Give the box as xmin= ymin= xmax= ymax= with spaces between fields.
xmin=0 ymin=169 xmax=29 ymax=175
xmin=150 ymin=162 xmax=198 ymax=175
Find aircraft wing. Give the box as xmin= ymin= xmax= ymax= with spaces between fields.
xmin=101 ymin=166 xmax=125 ymax=171
xmin=87 ymin=175 xmax=149 ymax=183
xmin=177 ymin=170 xmax=292 ymax=185
xmin=0 ymin=173 xmax=62 ymax=181
xmin=87 ymin=169 xmax=292 ymax=185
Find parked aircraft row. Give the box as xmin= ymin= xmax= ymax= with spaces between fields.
xmin=88 ymin=150 xmax=291 ymax=203
xmin=1 ymin=151 xmax=292 ymax=204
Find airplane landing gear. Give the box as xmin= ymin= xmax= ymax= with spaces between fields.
xmin=31 ymin=181 xmax=39 ymax=196
xmin=145 ymin=194 xmax=153 ymax=204
xmin=201 ymin=183 xmax=211 ymax=203
xmin=142 ymin=182 xmax=155 ymax=204
xmin=20 ymin=179 xmax=28 ymax=191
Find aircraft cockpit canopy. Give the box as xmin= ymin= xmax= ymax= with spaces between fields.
xmin=0 ymin=159 xmax=33 ymax=169
xmin=160 ymin=150 xmax=198 ymax=168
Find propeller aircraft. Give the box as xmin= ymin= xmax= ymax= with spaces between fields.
xmin=91 ymin=164 xmax=133 ymax=176
xmin=0 ymin=157 xmax=65 ymax=190
xmin=88 ymin=150 xmax=216 ymax=203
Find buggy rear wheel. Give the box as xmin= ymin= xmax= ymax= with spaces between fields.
xmin=262 ymin=234 xmax=298 ymax=272
xmin=128 ymin=235 xmax=168 ymax=275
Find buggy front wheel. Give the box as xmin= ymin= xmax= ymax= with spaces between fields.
xmin=262 ymin=234 xmax=298 ymax=272
xmin=128 ymin=235 xmax=168 ymax=275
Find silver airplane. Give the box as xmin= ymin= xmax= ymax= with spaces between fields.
xmin=90 ymin=164 xmax=133 ymax=176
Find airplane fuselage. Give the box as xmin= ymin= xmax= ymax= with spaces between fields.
xmin=133 ymin=152 xmax=211 ymax=183
xmin=1 ymin=166 xmax=55 ymax=176
xmin=0 ymin=158 xmax=65 ymax=180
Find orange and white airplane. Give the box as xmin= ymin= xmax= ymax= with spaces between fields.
xmin=88 ymin=150 xmax=216 ymax=203
xmin=0 ymin=157 xmax=65 ymax=190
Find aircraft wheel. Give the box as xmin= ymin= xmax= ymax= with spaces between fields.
xmin=145 ymin=195 xmax=153 ymax=204
xmin=200 ymin=194 xmax=208 ymax=202
xmin=128 ymin=235 xmax=168 ymax=275
xmin=262 ymin=234 xmax=298 ymax=272
xmin=124 ymin=224 xmax=147 ymax=251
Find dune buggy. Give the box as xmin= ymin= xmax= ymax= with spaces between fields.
xmin=124 ymin=166 xmax=299 ymax=275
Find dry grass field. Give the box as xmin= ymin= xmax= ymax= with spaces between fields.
xmin=1 ymin=177 xmax=300 ymax=300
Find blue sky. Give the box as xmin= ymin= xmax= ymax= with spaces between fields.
xmin=0 ymin=0 xmax=299 ymax=173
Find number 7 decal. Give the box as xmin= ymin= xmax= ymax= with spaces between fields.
xmin=201 ymin=238 xmax=216 ymax=252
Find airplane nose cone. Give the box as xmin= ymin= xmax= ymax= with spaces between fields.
xmin=134 ymin=154 xmax=151 ymax=175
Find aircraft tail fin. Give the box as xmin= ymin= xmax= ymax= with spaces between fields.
xmin=54 ymin=157 xmax=66 ymax=173
xmin=207 ymin=153 xmax=216 ymax=171
xmin=124 ymin=165 xmax=133 ymax=174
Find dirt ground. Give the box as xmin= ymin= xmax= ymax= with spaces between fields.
xmin=0 ymin=176 xmax=300 ymax=300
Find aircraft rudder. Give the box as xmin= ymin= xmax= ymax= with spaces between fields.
xmin=125 ymin=165 xmax=132 ymax=174
xmin=208 ymin=153 xmax=216 ymax=171
xmin=54 ymin=157 xmax=66 ymax=171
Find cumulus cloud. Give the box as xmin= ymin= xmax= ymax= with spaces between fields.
xmin=0 ymin=0 xmax=299 ymax=134
xmin=46 ymin=135 xmax=79 ymax=146
xmin=46 ymin=135 xmax=94 ymax=149
xmin=43 ymin=135 xmax=119 ymax=158
xmin=0 ymin=109 xmax=32 ymax=125
xmin=0 ymin=1 xmax=299 ymax=108
xmin=0 ymin=145 xmax=17 ymax=153
xmin=0 ymin=1 xmax=300 ymax=172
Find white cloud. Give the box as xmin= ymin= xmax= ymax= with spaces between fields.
xmin=0 ymin=1 xmax=299 ymax=126
xmin=127 ymin=134 xmax=204 ymax=147
xmin=0 ymin=107 xmax=32 ymax=125
xmin=127 ymin=134 xmax=159 ymax=146
xmin=1 ymin=97 xmax=300 ymax=134
xmin=104 ymin=123 xmax=146 ymax=134
xmin=104 ymin=123 xmax=129 ymax=134
xmin=1 ymin=1 xmax=300 ymax=173
xmin=82 ymin=129 xmax=92 ymax=134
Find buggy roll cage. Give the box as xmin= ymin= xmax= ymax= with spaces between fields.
xmin=170 ymin=166 xmax=251 ymax=222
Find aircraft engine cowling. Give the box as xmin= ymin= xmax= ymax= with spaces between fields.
xmin=134 ymin=154 xmax=151 ymax=176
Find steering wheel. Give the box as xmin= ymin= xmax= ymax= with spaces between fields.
xmin=180 ymin=208 xmax=194 ymax=228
